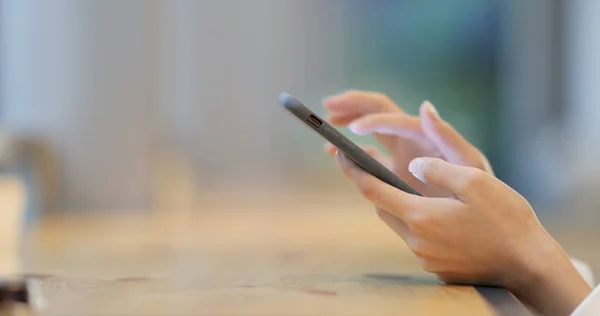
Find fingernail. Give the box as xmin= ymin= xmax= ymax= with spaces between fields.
xmin=408 ymin=158 xmax=422 ymax=174
xmin=423 ymin=101 xmax=441 ymax=121
xmin=348 ymin=121 xmax=360 ymax=134
xmin=408 ymin=157 xmax=426 ymax=182
xmin=348 ymin=120 xmax=370 ymax=135
xmin=335 ymin=151 xmax=347 ymax=165
xmin=335 ymin=150 xmax=343 ymax=161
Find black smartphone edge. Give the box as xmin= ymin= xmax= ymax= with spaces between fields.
xmin=278 ymin=92 xmax=421 ymax=196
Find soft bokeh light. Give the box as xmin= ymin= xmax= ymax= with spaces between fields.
xmin=0 ymin=0 xmax=599 ymax=276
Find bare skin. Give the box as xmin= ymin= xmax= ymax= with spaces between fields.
xmin=323 ymin=91 xmax=592 ymax=316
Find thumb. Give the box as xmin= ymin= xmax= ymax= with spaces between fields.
xmin=408 ymin=157 xmax=488 ymax=201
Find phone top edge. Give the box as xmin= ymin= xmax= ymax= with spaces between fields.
xmin=278 ymin=92 xmax=300 ymax=112
xmin=278 ymin=92 xmax=315 ymax=120
xmin=278 ymin=92 xmax=295 ymax=106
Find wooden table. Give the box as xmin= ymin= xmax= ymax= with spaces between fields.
xmin=19 ymin=196 xmax=528 ymax=315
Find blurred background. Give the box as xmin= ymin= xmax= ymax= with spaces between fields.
xmin=0 ymin=0 xmax=598 ymax=274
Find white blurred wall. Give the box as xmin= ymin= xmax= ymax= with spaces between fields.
xmin=0 ymin=0 xmax=344 ymax=211
xmin=165 ymin=0 xmax=344 ymax=192
xmin=499 ymin=0 xmax=600 ymax=211
xmin=1 ymin=0 xmax=157 ymax=211
xmin=563 ymin=0 xmax=600 ymax=208
xmin=498 ymin=0 xmax=565 ymax=204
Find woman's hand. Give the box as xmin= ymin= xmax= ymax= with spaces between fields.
xmin=335 ymin=153 xmax=591 ymax=315
xmin=323 ymin=91 xmax=495 ymax=248
xmin=323 ymin=91 xmax=591 ymax=315
xmin=323 ymin=90 xmax=493 ymax=198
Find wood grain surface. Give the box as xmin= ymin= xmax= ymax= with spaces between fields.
xmin=16 ymin=196 xmax=528 ymax=315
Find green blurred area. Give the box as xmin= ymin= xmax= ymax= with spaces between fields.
xmin=338 ymin=0 xmax=499 ymax=168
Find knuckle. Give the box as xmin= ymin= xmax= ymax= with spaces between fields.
xmin=373 ymin=92 xmax=390 ymax=102
xmin=372 ymin=92 xmax=396 ymax=109
xmin=406 ymin=212 xmax=432 ymax=232
xmin=462 ymin=168 xmax=489 ymax=191
xmin=358 ymin=178 xmax=379 ymax=201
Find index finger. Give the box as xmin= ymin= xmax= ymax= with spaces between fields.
xmin=323 ymin=90 xmax=402 ymax=115
xmin=419 ymin=101 xmax=483 ymax=168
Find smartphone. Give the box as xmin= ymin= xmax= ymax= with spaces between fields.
xmin=279 ymin=93 xmax=420 ymax=195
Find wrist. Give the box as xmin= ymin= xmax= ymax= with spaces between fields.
xmin=506 ymin=228 xmax=592 ymax=315
xmin=507 ymin=228 xmax=562 ymax=288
